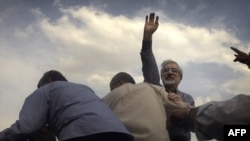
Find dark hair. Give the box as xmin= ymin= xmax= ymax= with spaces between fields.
xmin=110 ymin=72 xmax=135 ymax=90
xmin=37 ymin=70 xmax=67 ymax=88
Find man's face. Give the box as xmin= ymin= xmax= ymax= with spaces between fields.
xmin=161 ymin=63 xmax=182 ymax=88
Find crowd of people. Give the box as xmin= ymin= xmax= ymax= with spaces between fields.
xmin=0 ymin=13 xmax=249 ymax=141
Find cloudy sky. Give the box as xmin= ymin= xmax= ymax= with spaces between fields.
xmin=1 ymin=0 xmax=250 ymax=140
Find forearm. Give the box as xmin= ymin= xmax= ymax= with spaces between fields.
xmin=0 ymin=91 xmax=49 ymax=140
xmin=194 ymin=94 xmax=250 ymax=140
xmin=0 ymin=122 xmax=30 ymax=141
xmin=143 ymin=31 xmax=153 ymax=41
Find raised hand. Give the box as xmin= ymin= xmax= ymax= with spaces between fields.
xmin=143 ymin=13 xmax=159 ymax=41
xmin=231 ymin=47 xmax=250 ymax=67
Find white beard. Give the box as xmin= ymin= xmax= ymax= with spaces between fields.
xmin=162 ymin=79 xmax=176 ymax=86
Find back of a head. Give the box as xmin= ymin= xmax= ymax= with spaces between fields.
xmin=110 ymin=72 xmax=135 ymax=90
xmin=37 ymin=70 xmax=68 ymax=88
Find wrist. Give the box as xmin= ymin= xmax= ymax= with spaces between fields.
xmin=186 ymin=107 xmax=197 ymax=130
xmin=143 ymin=32 xmax=153 ymax=41
xmin=247 ymin=59 xmax=250 ymax=68
xmin=188 ymin=108 xmax=196 ymax=121
xmin=185 ymin=108 xmax=191 ymax=119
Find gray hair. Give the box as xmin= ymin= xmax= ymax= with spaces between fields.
xmin=160 ymin=60 xmax=183 ymax=78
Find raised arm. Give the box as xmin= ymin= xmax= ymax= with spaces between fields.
xmin=140 ymin=13 xmax=161 ymax=86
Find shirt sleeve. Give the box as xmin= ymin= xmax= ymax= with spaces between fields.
xmin=140 ymin=40 xmax=161 ymax=86
xmin=0 ymin=87 xmax=50 ymax=141
xmin=194 ymin=94 xmax=250 ymax=140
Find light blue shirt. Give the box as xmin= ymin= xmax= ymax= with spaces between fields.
xmin=0 ymin=81 xmax=131 ymax=141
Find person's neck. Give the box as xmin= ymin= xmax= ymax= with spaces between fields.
xmin=164 ymin=85 xmax=177 ymax=93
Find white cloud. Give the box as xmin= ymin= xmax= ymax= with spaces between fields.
xmin=221 ymin=75 xmax=250 ymax=95
xmin=154 ymin=22 xmax=241 ymax=65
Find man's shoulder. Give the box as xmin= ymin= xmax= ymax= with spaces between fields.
xmin=103 ymin=83 xmax=134 ymax=100
xmin=140 ymin=82 xmax=164 ymax=91
xmin=177 ymin=89 xmax=195 ymax=105
xmin=177 ymin=90 xmax=192 ymax=97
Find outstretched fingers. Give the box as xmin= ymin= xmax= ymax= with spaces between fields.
xmin=231 ymin=46 xmax=245 ymax=55
xmin=149 ymin=13 xmax=155 ymax=22
xmin=145 ymin=13 xmax=159 ymax=24
xmin=155 ymin=16 xmax=159 ymax=24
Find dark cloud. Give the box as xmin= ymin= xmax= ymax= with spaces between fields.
xmin=0 ymin=0 xmax=61 ymax=28
xmin=164 ymin=0 xmax=250 ymax=42
xmin=57 ymin=0 xmax=250 ymax=42
xmin=2 ymin=0 xmax=249 ymax=42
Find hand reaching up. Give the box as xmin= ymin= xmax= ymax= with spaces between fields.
xmin=143 ymin=13 xmax=159 ymax=41
xmin=231 ymin=47 xmax=250 ymax=68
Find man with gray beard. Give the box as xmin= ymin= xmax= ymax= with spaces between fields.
xmin=160 ymin=60 xmax=194 ymax=106
xmin=140 ymin=13 xmax=195 ymax=141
